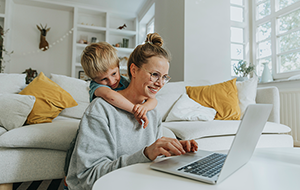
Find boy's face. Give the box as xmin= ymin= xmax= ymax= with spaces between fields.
xmin=94 ymin=67 xmax=121 ymax=89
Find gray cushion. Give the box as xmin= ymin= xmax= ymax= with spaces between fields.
xmin=0 ymin=126 xmax=7 ymax=136
xmin=0 ymin=73 xmax=26 ymax=94
xmin=0 ymin=116 xmax=80 ymax=151
xmin=0 ymin=94 xmax=35 ymax=130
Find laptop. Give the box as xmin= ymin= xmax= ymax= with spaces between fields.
xmin=150 ymin=104 xmax=272 ymax=184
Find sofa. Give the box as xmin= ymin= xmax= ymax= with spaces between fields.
xmin=0 ymin=73 xmax=293 ymax=188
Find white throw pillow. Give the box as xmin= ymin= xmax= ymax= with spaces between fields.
xmin=236 ymin=76 xmax=258 ymax=118
xmin=165 ymin=93 xmax=217 ymax=122
xmin=50 ymin=74 xmax=90 ymax=119
xmin=0 ymin=73 xmax=26 ymax=94
xmin=0 ymin=94 xmax=36 ymax=130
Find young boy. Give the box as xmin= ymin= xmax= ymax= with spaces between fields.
xmin=63 ymin=42 xmax=157 ymax=190
xmin=81 ymin=42 xmax=157 ymax=126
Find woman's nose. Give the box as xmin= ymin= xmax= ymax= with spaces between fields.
xmin=154 ymin=79 xmax=163 ymax=87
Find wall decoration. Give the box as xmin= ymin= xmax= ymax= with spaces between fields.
xmin=14 ymin=28 xmax=73 ymax=56
xmin=37 ymin=24 xmax=51 ymax=51
xmin=117 ymin=24 xmax=127 ymax=30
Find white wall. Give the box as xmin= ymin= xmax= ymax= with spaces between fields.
xmin=8 ymin=3 xmax=73 ymax=77
xmin=153 ymin=0 xmax=231 ymax=83
xmin=155 ymin=0 xmax=185 ymax=82
xmin=184 ymin=0 xmax=231 ymax=84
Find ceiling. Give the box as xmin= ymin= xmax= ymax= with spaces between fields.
xmin=64 ymin=0 xmax=148 ymax=15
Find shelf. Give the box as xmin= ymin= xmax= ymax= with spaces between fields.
xmin=71 ymin=7 xmax=137 ymax=78
xmin=115 ymin=47 xmax=134 ymax=53
xmin=76 ymin=43 xmax=88 ymax=48
xmin=77 ymin=24 xmax=106 ymax=32
xmin=75 ymin=62 xmax=82 ymax=67
xmin=109 ymin=29 xmax=136 ymax=37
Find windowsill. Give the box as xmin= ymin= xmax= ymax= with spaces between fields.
xmin=259 ymin=78 xmax=300 ymax=84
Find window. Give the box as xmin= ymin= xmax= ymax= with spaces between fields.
xmin=146 ymin=17 xmax=155 ymax=34
xmin=253 ymin=0 xmax=300 ymax=79
xmin=230 ymin=0 xmax=249 ymax=76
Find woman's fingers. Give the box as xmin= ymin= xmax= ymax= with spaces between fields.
xmin=180 ymin=140 xmax=198 ymax=152
xmin=145 ymin=137 xmax=187 ymax=160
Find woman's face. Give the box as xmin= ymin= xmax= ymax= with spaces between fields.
xmin=134 ymin=56 xmax=170 ymax=99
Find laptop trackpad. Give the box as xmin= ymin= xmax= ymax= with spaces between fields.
xmin=151 ymin=150 xmax=212 ymax=170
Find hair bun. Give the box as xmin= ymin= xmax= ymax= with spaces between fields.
xmin=145 ymin=33 xmax=163 ymax=47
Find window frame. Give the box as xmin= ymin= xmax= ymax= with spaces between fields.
xmin=252 ymin=0 xmax=300 ymax=79
xmin=230 ymin=0 xmax=250 ymax=77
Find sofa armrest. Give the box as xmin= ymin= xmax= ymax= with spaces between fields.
xmin=256 ymin=86 xmax=280 ymax=123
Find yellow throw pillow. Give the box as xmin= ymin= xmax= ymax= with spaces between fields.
xmin=186 ymin=78 xmax=240 ymax=120
xmin=19 ymin=72 xmax=78 ymax=124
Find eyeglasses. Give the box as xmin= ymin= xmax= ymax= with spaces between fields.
xmin=142 ymin=67 xmax=171 ymax=84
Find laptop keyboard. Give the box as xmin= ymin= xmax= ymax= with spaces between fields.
xmin=178 ymin=153 xmax=227 ymax=178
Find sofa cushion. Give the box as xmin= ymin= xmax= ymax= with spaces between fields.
xmin=19 ymin=72 xmax=78 ymax=124
xmin=156 ymin=80 xmax=211 ymax=121
xmin=0 ymin=126 xmax=6 ymax=136
xmin=0 ymin=116 xmax=80 ymax=151
xmin=236 ymin=77 xmax=258 ymax=118
xmin=50 ymin=73 xmax=90 ymax=119
xmin=0 ymin=73 xmax=26 ymax=94
xmin=186 ymin=78 xmax=240 ymax=120
xmin=165 ymin=93 xmax=216 ymax=122
xmin=0 ymin=94 xmax=35 ymax=130
xmin=162 ymin=120 xmax=291 ymax=140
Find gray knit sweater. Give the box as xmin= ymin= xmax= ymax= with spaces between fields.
xmin=66 ymin=98 xmax=162 ymax=190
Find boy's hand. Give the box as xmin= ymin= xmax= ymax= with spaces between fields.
xmin=133 ymin=104 xmax=149 ymax=129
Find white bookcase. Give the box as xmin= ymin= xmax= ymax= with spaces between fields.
xmin=9 ymin=0 xmax=138 ymax=78
xmin=72 ymin=7 xmax=138 ymax=79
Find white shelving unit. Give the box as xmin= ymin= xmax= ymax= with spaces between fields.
xmin=71 ymin=7 xmax=138 ymax=78
xmin=9 ymin=0 xmax=138 ymax=78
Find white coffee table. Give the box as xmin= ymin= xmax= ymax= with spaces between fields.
xmin=92 ymin=148 xmax=300 ymax=190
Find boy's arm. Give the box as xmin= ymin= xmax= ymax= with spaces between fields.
xmin=143 ymin=98 xmax=158 ymax=111
xmin=94 ymin=87 xmax=134 ymax=113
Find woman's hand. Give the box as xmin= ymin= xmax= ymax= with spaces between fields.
xmin=179 ymin=139 xmax=198 ymax=153
xmin=144 ymin=137 xmax=187 ymax=161
xmin=132 ymin=104 xmax=149 ymax=128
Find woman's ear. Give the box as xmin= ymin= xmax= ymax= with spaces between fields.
xmin=130 ymin=63 xmax=137 ymax=78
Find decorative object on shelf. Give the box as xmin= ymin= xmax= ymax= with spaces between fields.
xmin=91 ymin=37 xmax=97 ymax=43
xmin=37 ymin=24 xmax=51 ymax=51
xmin=260 ymin=62 xmax=273 ymax=83
xmin=117 ymin=24 xmax=127 ymax=30
xmin=78 ymin=71 xmax=91 ymax=81
xmin=22 ymin=68 xmax=38 ymax=84
xmin=0 ymin=26 xmax=13 ymax=73
xmin=123 ymin=38 xmax=129 ymax=48
xmin=79 ymin=35 xmax=88 ymax=44
xmin=233 ymin=60 xmax=255 ymax=81
xmin=15 ymin=28 xmax=73 ymax=56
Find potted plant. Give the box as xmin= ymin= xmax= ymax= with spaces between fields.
xmin=233 ymin=60 xmax=255 ymax=81
xmin=0 ymin=26 xmax=13 ymax=73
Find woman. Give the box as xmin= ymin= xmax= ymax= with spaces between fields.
xmin=66 ymin=33 xmax=198 ymax=190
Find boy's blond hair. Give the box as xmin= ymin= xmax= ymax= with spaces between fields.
xmin=81 ymin=42 xmax=119 ymax=80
